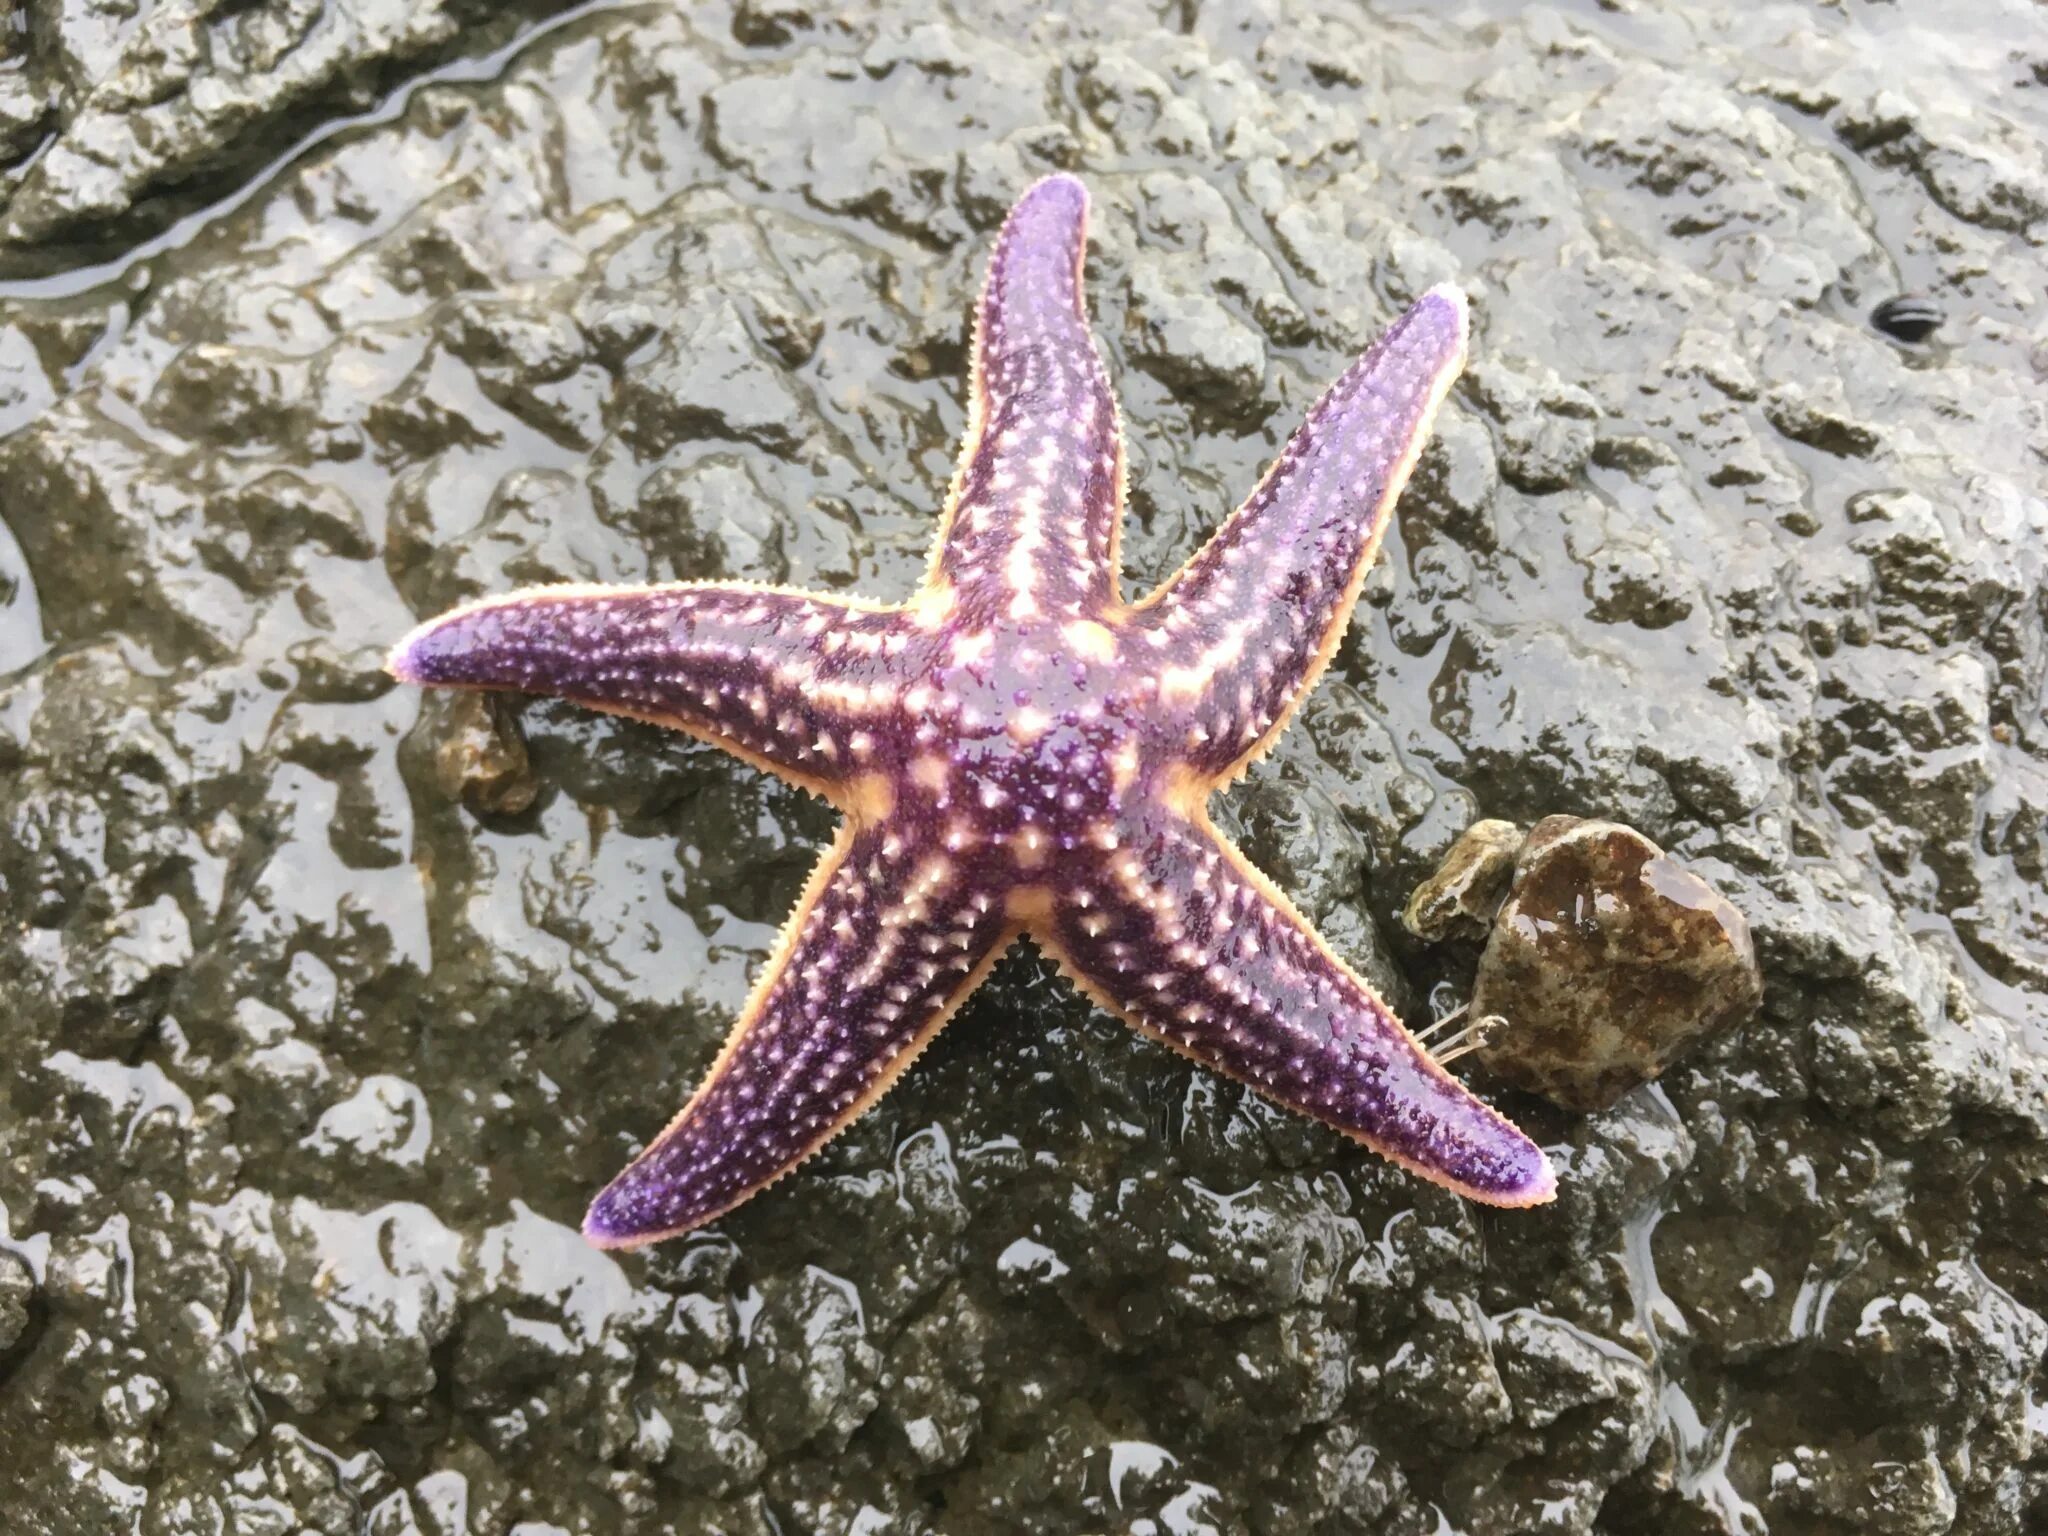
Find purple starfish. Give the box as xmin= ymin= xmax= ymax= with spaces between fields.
xmin=390 ymin=174 xmax=1555 ymax=1248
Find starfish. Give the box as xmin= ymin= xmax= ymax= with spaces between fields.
xmin=390 ymin=174 xmax=1555 ymax=1248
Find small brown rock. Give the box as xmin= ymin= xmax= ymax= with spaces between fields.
xmin=433 ymin=693 xmax=538 ymax=818
xmin=1401 ymin=818 xmax=1524 ymax=942
xmin=1471 ymin=816 xmax=1762 ymax=1111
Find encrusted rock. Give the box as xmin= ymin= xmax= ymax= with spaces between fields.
xmin=431 ymin=692 xmax=538 ymax=818
xmin=1401 ymin=817 xmax=1523 ymax=942
xmin=1471 ymin=816 xmax=1764 ymax=1111
xmin=0 ymin=1251 xmax=33 ymax=1351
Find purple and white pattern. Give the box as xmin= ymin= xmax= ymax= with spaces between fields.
xmin=390 ymin=174 xmax=1555 ymax=1248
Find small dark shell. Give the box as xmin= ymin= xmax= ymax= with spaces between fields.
xmin=1871 ymin=293 xmax=1945 ymax=343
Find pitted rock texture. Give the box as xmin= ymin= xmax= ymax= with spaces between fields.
xmin=0 ymin=0 xmax=583 ymax=265
xmin=1468 ymin=816 xmax=1764 ymax=1113
xmin=1 ymin=2 xmax=2045 ymax=1534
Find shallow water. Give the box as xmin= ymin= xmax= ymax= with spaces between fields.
xmin=1 ymin=1 xmax=2044 ymax=1532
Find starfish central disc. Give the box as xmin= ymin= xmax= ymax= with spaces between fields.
xmin=390 ymin=173 xmax=1556 ymax=1248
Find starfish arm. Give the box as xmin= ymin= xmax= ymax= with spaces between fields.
xmin=388 ymin=583 xmax=918 ymax=797
xmin=932 ymin=173 xmax=1123 ymax=622
xmin=1133 ymin=287 xmax=1468 ymax=777
xmin=1040 ymin=807 xmax=1553 ymax=1206
xmin=583 ymin=820 xmax=1011 ymax=1247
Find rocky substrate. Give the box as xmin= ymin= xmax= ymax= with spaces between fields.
xmin=0 ymin=1 xmax=2044 ymax=1533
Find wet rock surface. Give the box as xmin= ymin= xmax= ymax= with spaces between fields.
xmin=0 ymin=0 xmax=585 ymax=267
xmin=1465 ymin=816 xmax=1765 ymax=1113
xmin=1 ymin=1 xmax=2045 ymax=1533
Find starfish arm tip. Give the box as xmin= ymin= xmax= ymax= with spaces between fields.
xmin=1022 ymin=169 xmax=1089 ymax=210
xmin=1419 ymin=279 xmax=1468 ymax=311
xmin=1459 ymin=1132 xmax=1557 ymax=1208
xmin=1414 ymin=281 xmax=1471 ymax=351
xmin=581 ymin=1182 xmax=665 ymax=1250
xmin=385 ymin=630 xmax=428 ymax=686
xmin=385 ymin=613 xmax=463 ymax=687
xmin=1501 ymin=1148 xmax=1560 ymax=1207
